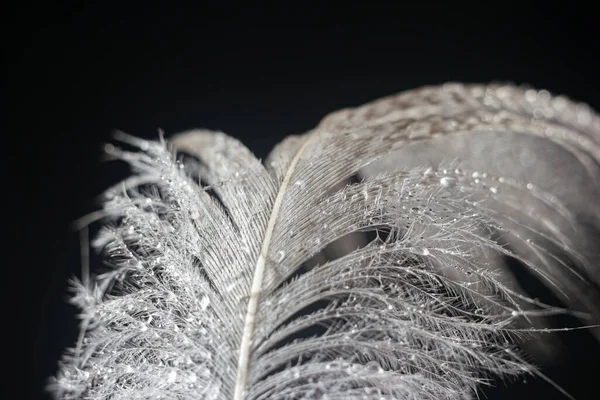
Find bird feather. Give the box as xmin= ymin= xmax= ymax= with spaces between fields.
xmin=49 ymin=83 xmax=600 ymax=400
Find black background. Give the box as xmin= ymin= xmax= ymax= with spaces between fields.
xmin=5 ymin=3 xmax=600 ymax=399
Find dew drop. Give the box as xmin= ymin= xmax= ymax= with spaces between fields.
xmin=526 ymin=183 xmax=534 ymax=190
xmin=440 ymin=176 xmax=457 ymax=188
xmin=200 ymin=296 xmax=210 ymax=310
xmin=423 ymin=166 xmax=436 ymax=177
xmin=365 ymin=361 xmax=384 ymax=373
xmin=274 ymin=250 xmax=286 ymax=263
xmin=294 ymin=180 xmax=306 ymax=189
xmin=490 ymin=186 xmax=498 ymax=194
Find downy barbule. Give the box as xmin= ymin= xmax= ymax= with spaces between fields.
xmin=50 ymin=83 xmax=600 ymax=400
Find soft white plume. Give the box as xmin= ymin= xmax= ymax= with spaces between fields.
xmin=49 ymin=83 xmax=600 ymax=399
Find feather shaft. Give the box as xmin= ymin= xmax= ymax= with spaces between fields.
xmin=234 ymin=130 xmax=317 ymax=399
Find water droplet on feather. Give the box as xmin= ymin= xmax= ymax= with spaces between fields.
xmin=274 ymin=250 xmax=285 ymax=262
xmin=423 ymin=166 xmax=436 ymax=177
xmin=440 ymin=176 xmax=457 ymax=188
xmin=200 ymin=296 xmax=210 ymax=310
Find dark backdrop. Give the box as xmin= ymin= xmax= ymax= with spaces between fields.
xmin=6 ymin=3 xmax=599 ymax=399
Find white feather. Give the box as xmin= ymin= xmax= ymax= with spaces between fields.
xmin=49 ymin=83 xmax=600 ymax=399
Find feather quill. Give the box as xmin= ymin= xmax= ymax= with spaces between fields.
xmin=49 ymin=83 xmax=600 ymax=399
